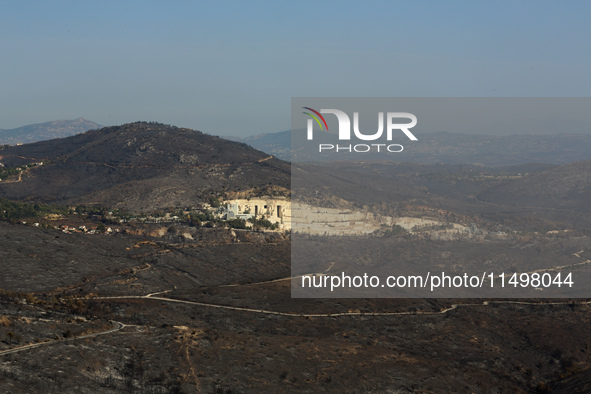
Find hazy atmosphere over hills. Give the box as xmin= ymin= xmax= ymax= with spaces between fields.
xmin=233 ymin=130 xmax=591 ymax=167
xmin=0 ymin=118 xmax=102 ymax=145
xmin=7 ymin=119 xmax=591 ymax=168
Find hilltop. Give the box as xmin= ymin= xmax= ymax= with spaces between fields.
xmin=0 ymin=122 xmax=289 ymax=212
xmin=0 ymin=118 xmax=102 ymax=145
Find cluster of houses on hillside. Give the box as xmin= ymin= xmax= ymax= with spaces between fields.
xmin=57 ymin=223 xmax=119 ymax=234
xmin=56 ymin=224 xmax=118 ymax=235
xmin=17 ymin=197 xmax=293 ymax=235
xmin=22 ymin=221 xmax=120 ymax=235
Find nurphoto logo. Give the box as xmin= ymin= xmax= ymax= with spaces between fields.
xmin=303 ymin=107 xmax=418 ymax=153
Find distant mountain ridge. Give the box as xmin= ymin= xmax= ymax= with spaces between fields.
xmin=229 ymin=130 xmax=591 ymax=166
xmin=228 ymin=130 xmax=292 ymax=162
xmin=0 ymin=118 xmax=102 ymax=145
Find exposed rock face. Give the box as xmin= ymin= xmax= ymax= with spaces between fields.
xmin=292 ymin=203 xmax=469 ymax=236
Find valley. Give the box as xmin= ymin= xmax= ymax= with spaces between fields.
xmin=1 ymin=122 xmax=591 ymax=392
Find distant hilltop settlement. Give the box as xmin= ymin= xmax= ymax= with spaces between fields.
xmin=218 ymin=198 xmax=291 ymax=231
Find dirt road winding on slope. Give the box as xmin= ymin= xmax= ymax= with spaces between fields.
xmin=0 ymin=321 xmax=126 ymax=357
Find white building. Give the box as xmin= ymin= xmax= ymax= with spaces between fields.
xmin=222 ymin=198 xmax=291 ymax=230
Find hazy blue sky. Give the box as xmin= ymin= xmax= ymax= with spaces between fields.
xmin=1 ymin=1 xmax=590 ymax=136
